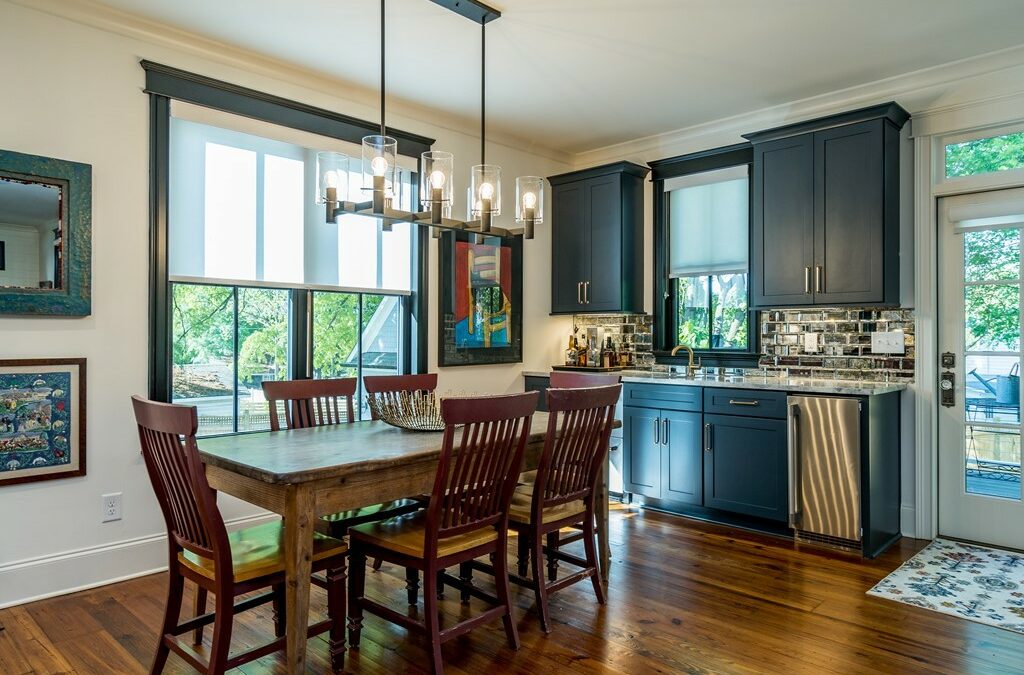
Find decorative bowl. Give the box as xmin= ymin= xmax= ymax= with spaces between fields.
xmin=368 ymin=390 xmax=448 ymax=432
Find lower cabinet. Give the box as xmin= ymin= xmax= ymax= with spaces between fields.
xmin=623 ymin=406 xmax=702 ymax=505
xmin=623 ymin=406 xmax=662 ymax=498
xmin=703 ymin=413 xmax=788 ymax=522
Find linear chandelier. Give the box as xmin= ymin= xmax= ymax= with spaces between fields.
xmin=316 ymin=0 xmax=543 ymax=240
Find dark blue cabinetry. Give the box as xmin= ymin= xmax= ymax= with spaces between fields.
xmin=702 ymin=413 xmax=788 ymax=522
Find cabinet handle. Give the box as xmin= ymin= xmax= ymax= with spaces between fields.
xmin=662 ymin=418 xmax=669 ymax=446
xmin=728 ymin=399 xmax=760 ymax=407
xmin=704 ymin=423 xmax=712 ymax=452
xmin=654 ymin=417 xmax=661 ymax=445
xmin=815 ymin=265 xmax=823 ymax=294
xmin=584 ymin=280 xmax=591 ymax=304
xmin=577 ymin=281 xmax=583 ymax=305
xmin=804 ymin=266 xmax=811 ymax=294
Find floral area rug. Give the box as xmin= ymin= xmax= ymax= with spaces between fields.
xmin=867 ymin=538 xmax=1024 ymax=634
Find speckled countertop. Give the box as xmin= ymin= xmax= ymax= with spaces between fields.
xmin=522 ymin=369 xmax=908 ymax=396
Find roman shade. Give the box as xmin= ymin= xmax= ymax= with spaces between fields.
xmin=667 ymin=165 xmax=748 ymax=277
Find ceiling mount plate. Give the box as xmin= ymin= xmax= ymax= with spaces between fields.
xmin=427 ymin=0 xmax=501 ymax=25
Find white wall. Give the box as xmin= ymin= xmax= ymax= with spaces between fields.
xmin=0 ymin=0 xmax=570 ymax=607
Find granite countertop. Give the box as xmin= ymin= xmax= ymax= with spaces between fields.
xmin=522 ymin=369 xmax=908 ymax=396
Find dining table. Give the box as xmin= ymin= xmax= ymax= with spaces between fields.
xmin=198 ymin=412 xmax=616 ymax=675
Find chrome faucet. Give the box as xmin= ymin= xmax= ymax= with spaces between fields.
xmin=670 ymin=344 xmax=702 ymax=378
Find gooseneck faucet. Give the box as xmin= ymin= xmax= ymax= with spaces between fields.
xmin=670 ymin=344 xmax=702 ymax=378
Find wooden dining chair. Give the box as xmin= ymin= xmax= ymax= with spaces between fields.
xmin=347 ymin=391 xmax=539 ymax=675
xmin=548 ymin=371 xmax=621 ymax=388
xmin=363 ymin=373 xmax=438 ymax=421
xmin=472 ymin=384 xmax=620 ymax=633
xmin=131 ymin=395 xmax=347 ymax=674
xmin=261 ymin=378 xmax=423 ymax=569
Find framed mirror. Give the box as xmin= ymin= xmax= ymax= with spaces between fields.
xmin=0 ymin=150 xmax=91 ymax=316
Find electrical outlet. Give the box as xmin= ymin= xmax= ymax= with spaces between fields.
xmin=102 ymin=492 xmax=122 ymax=522
xmin=871 ymin=330 xmax=906 ymax=355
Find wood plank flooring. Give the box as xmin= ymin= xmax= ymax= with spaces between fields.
xmin=2 ymin=506 xmax=1022 ymax=674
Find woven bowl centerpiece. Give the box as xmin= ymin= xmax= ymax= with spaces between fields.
xmin=368 ymin=389 xmax=449 ymax=432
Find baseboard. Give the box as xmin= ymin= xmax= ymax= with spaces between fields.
xmin=900 ymin=504 xmax=917 ymax=539
xmin=0 ymin=512 xmax=278 ymax=609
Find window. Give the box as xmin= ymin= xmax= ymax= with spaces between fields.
xmin=651 ymin=145 xmax=756 ymax=365
xmin=946 ymin=129 xmax=1024 ymax=179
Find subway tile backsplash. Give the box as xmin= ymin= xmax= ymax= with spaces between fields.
xmin=757 ymin=307 xmax=915 ymax=381
xmin=571 ymin=314 xmax=656 ymax=367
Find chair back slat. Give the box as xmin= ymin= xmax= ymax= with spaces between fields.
xmin=363 ymin=374 xmax=438 ymax=420
xmin=131 ymin=396 xmax=228 ymax=562
xmin=537 ymin=385 xmax=621 ymax=509
xmin=262 ymin=378 xmax=357 ymax=430
xmin=549 ymin=372 xmax=621 ymax=389
xmin=425 ymin=392 xmax=538 ymax=548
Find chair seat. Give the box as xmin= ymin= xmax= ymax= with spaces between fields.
xmin=319 ymin=498 xmax=424 ymax=534
xmin=179 ymin=520 xmax=346 ymax=583
xmin=350 ymin=511 xmax=496 ymax=559
xmin=508 ymin=483 xmax=585 ymax=525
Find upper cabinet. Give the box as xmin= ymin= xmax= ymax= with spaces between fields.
xmin=548 ymin=162 xmax=648 ymax=314
xmin=744 ymin=102 xmax=909 ymax=308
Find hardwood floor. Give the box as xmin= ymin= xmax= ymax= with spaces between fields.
xmin=2 ymin=506 xmax=1021 ymax=674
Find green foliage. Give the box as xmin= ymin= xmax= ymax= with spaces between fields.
xmin=172 ymin=285 xmax=234 ymax=366
xmin=946 ymin=131 xmax=1024 ymax=178
xmin=311 ymin=291 xmax=360 ymax=378
xmin=963 ymin=229 xmax=1021 ymax=352
xmin=676 ymin=275 xmax=748 ymax=350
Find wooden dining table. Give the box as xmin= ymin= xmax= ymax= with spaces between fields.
xmin=198 ymin=412 xmax=616 ymax=674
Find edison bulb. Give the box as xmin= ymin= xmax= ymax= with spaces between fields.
xmin=323 ymin=170 xmax=341 ymax=189
xmin=371 ymin=155 xmax=389 ymax=177
xmin=522 ymin=191 xmax=537 ymax=209
xmin=429 ymin=170 xmax=446 ymax=189
xmin=478 ymin=181 xmax=494 ymax=200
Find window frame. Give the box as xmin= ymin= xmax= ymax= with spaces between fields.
xmin=147 ymin=61 xmax=433 ymax=410
xmin=935 ymin=121 xmax=1024 ymax=195
xmin=650 ymin=143 xmax=759 ymax=368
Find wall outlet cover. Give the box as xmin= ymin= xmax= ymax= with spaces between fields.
xmin=871 ymin=330 xmax=905 ymax=355
xmin=803 ymin=332 xmax=819 ymax=353
xmin=102 ymin=492 xmax=122 ymax=523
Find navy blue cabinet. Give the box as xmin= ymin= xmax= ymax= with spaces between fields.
xmin=623 ymin=406 xmax=662 ymax=498
xmin=703 ymin=413 xmax=788 ymax=522
xmin=662 ymin=410 xmax=703 ymax=505
xmin=622 ymin=390 xmax=703 ymax=505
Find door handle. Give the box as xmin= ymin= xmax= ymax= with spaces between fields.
xmin=654 ymin=417 xmax=661 ymax=445
xmin=584 ymin=280 xmax=591 ymax=304
xmin=662 ymin=418 xmax=669 ymax=446
xmin=577 ymin=281 xmax=583 ymax=305
xmin=804 ymin=266 xmax=811 ymax=294
xmin=787 ymin=404 xmax=801 ymax=528
xmin=704 ymin=423 xmax=712 ymax=452
xmin=728 ymin=399 xmax=760 ymax=407
xmin=814 ymin=265 xmax=823 ymax=294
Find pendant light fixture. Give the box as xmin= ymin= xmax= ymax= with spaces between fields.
xmin=320 ymin=0 xmax=544 ymax=242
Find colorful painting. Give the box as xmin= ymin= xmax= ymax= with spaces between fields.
xmin=0 ymin=358 xmax=85 ymax=486
xmin=439 ymin=231 xmax=522 ymax=366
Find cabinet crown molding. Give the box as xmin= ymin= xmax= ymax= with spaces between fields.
xmin=742 ymin=101 xmax=910 ymax=145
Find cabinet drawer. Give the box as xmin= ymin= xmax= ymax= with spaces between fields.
xmin=624 ymin=383 xmax=702 ymax=412
xmin=703 ymin=388 xmax=786 ymax=419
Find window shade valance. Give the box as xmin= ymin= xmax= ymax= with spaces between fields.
xmin=668 ymin=166 xmax=749 ymax=277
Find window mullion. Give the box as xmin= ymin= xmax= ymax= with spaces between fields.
xmin=357 ymin=293 xmax=364 ymax=420
xmin=232 ymin=285 xmax=240 ymax=434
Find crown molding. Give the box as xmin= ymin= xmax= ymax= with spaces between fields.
xmin=574 ymin=43 xmax=1024 ymax=169
xmin=7 ymin=0 xmax=574 ymax=166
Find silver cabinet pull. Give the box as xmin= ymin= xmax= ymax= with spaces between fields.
xmin=728 ymin=399 xmax=759 ymax=407
xmin=577 ymin=281 xmax=583 ymax=304
xmin=804 ymin=266 xmax=811 ymax=294
xmin=704 ymin=423 xmax=712 ymax=452
xmin=662 ymin=418 xmax=669 ymax=446
xmin=584 ymin=280 xmax=591 ymax=304
xmin=653 ymin=417 xmax=661 ymax=445
xmin=815 ymin=265 xmax=823 ymax=294
xmin=787 ymin=404 xmax=801 ymax=528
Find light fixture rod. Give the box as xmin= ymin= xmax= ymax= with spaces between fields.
xmin=380 ymin=0 xmax=386 ymax=136
xmin=481 ymin=22 xmax=485 ymax=165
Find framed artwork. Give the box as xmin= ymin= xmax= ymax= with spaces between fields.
xmin=0 ymin=358 xmax=86 ymax=486
xmin=438 ymin=231 xmax=523 ymax=366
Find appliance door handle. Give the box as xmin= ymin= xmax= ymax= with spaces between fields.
xmin=729 ymin=399 xmax=760 ymax=407
xmin=787 ymin=403 xmax=801 ymax=528
xmin=662 ymin=418 xmax=669 ymax=447
xmin=654 ymin=417 xmax=661 ymax=445
xmin=704 ymin=423 xmax=712 ymax=452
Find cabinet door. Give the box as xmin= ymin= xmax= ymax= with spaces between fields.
xmin=623 ymin=406 xmax=661 ymax=498
xmin=551 ymin=182 xmax=588 ymax=313
xmin=703 ymin=414 xmax=788 ymax=521
xmin=661 ymin=410 xmax=702 ymax=505
xmin=813 ymin=120 xmax=886 ymax=305
xmin=583 ymin=174 xmax=623 ymax=312
xmin=750 ymin=135 xmax=815 ymax=307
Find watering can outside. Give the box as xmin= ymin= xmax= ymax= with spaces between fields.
xmin=996 ymin=363 xmax=1021 ymax=406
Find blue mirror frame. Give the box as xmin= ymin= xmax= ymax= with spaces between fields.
xmin=0 ymin=150 xmax=91 ymax=316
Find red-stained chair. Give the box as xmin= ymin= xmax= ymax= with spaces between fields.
xmin=131 ymin=395 xmax=347 ymax=674
xmin=363 ymin=373 xmax=438 ymax=419
xmin=548 ymin=371 xmax=621 ymax=388
xmin=347 ymin=391 xmax=539 ymax=675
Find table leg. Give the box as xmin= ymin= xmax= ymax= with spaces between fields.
xmin=284 ymin=485 xmax=315 ymax=675
xmin=597 ymin=450 xmax=610 ymax=582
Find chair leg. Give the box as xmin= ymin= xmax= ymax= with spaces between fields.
xmin=348 ymin=548 xmax=366 ymax=648
xmin=422 ymin=566 xmax=445 ymax=675
xmin=151 ymin=570 xmax=184 ymax=675
xmin=271 ymin=583 xmax=286 ymax=638
xmin=581 ymin=511 xmax=606 ymax=605
xmin=405 ymin=567 xmax=420 ymax=606
xmin=458 ymin=562 xmax=474 ymax=604
xmin=517 ymin=531 xmax=529 ymax=577
xmin=192 ymin=585 xmax=207 ymax=646
xmin=436 ymin=569 xmax=446 ymax=600
xmin=207 ymin=587 xmax=234 ymax=675
xmin=530 ymin=530 xmax=551 ymax=634
xmin=326 ymin=564 xmax=347 ymax=674
xmin=372 ymin=557 xmax=384 ymax=571
xmin=493 ymin=535 xmax=521 ymax=651
xmin=546 ymin=531 xmax=560 ymax=582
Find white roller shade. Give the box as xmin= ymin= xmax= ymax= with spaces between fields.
xmin=948 ymin=186 xmax=1024 ymax=233
xmin=667 ymin=166 xmax=748 ymax=277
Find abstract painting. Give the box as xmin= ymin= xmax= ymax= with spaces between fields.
xmin=439 ymin=231 xmax=522 ymax=366
xmin=0 ymin=358 xmax=86 ymax=486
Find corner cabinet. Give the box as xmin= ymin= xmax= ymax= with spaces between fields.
xmin=744 ymin=102 xmax=909 ymax=308
xmin=548 ymin=162 xmax=648 ymax=314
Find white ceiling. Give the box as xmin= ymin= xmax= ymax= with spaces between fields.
xmin=0 ymin=179 xmax=60 ymax=227
xmin=95 ymin=0 xmax=1024 ymax=154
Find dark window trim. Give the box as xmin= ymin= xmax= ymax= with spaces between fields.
xmin=651 ymin=143 xmax=759 ymax=368
xmin=147 ymin=63 xmax=430 ymax=403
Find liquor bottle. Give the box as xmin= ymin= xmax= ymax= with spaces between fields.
xmin=601 ymin=337 xmax=613 ymax=368
xmin=577 ymin=337 xmax=587 ymax=367
xmin=565 ymin=335 xmax=577 ymax=366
